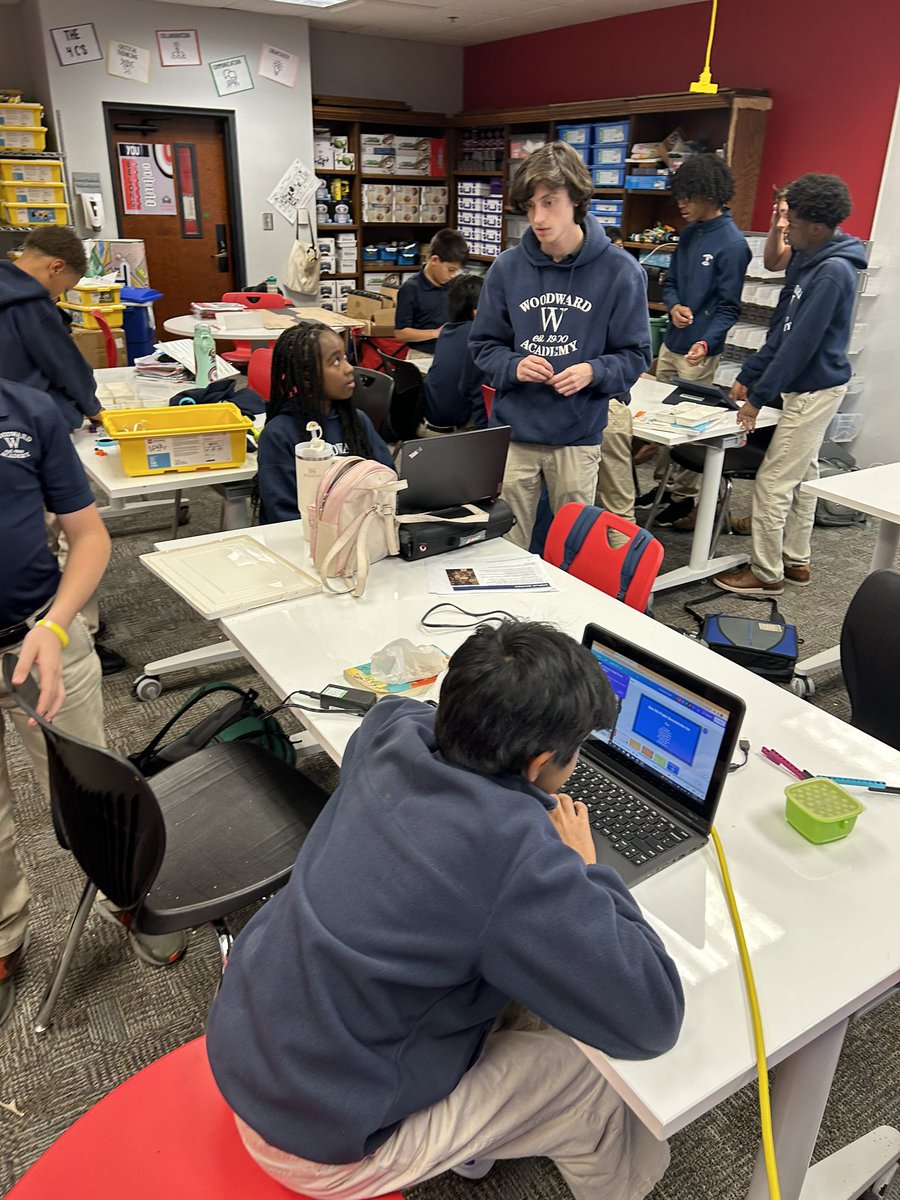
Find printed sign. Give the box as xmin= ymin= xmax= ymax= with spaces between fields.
xmin=107 ymin=41 xmax=150 ymax=83
xmin=51 ymin=23 xmax=103 ymax=66
xmin=156 ymin=29 xmax=201 ymax=67
xmin=258 ymin=44 xmax=299 ymax=89
xmin=209 ymin=55 xmax=254 ymax=97
xmin=267 ymin=157 xmax=320 ymax=223
xmin=146 ymin=434 xmax=231 ymax=471
xmin=118 ymin=143 xmax=176 ymax=216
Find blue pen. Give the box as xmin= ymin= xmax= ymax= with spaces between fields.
xmin=820 ymin=774 xmax=886 ymax=790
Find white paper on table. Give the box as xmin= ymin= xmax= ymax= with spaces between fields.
xmin=154 ymin=340 xmax=239 ymax=378
xmin=426 ymin=556 xmax=557 ymax=594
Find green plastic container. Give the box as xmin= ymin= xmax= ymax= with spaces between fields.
xmin=784 ymin=778 xmax=865 ymax=844
xmin=649 ymin=314 xmax=668 ymax=358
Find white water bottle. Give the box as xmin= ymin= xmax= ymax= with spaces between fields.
xmin=295 ymin=421 xmax=335 ymax=542
xmin=266 ymin=275 xmax=278 ymax=293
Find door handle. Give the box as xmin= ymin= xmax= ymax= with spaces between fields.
xmin=214 ymin=222 xmax=229 ymax=273
xmin=211 ymin=251 xmax=228 ymax=259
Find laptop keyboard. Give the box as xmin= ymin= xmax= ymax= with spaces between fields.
xmin=566 ymin=761 xmax=691 ymax=868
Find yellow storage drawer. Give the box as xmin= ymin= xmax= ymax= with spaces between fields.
xmin=2 ymin=200 xmax=69 ymax=227
xmin=0 ymin=158 xmax=63 ymax=183
xmin=101 ymin=404 xmax=253 ymax=477
xmin=0 ymin=179 xmax=66 ymax=205
xmin=0 ymin=125 xmax=48 ymax=151
xmin=64 ymin=281 xmax=123 ymax=307
xmin=0 ymin=102 xmax=43 ymax=127
xmin=58 ymin=300 xmax=125 ymax=329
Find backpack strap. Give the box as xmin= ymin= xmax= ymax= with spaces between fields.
xmin=560 ymin=506 xmax=604 ymax=571
xmin=616 ymin=526 xmax=654 ymax=603
xmin=397 ymin=504 xmax=489 ymax=527
xmin=134 ymin=682 xmax=254 ymax=760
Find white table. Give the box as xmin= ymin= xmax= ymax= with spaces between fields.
xmin=164 ymin=315 xmax=287 ymax=344
xmin=629 ymin=377 xmax=781 ymax=592
xmin=794 ymin=462 xmax=900 ymax=691
xmin=147 ymin=522 xmax=900 ymax=1200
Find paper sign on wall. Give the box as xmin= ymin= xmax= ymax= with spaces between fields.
xmin=107 ymin=41 xmax=150 ymax=83
xmin=267 ymin=158 xmax=320 ymax=223
xmin=209 ymin=56 xmax=254 ymax=97
xmin=118 ymin=143 xmax=176 ymax=216
xmin=156 ymin=29 xmax=202 ymax=67
xmin=258 ymin=44 xmax=299 ymax=89
xmin=51 ymin=24 xmax=103 ymax=66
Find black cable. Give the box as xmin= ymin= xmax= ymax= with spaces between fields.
xmin=728 ymin=738 xmax=751 ymax=773
xmin=264 ymin=689 xmax=360 ymax=718
xmin=420 ymin=602 xmax=518 ymax=630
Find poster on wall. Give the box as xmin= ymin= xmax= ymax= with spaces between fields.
xmin=173 ymin=143 xmax=202 ymax=239
xmin=267 ymin=158 xmax=321 ymax=224
xmin=107 ymin=41 xmax=150 ymax=83
xmin=50 ymin=23 xmax=103 ymax=66
xmin=209 ymin=55 xmax=254 ymax=97
xmin=156 ymin=29 xmax=201 ymax=67
xmin=258 ymin=44 xmax=299 ymax=89
xmin=118 ymin=143 xmax=177 ymax=216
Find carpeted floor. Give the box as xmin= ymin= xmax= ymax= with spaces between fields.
xmin=2 ymin=477 xmax=898 ymax=1198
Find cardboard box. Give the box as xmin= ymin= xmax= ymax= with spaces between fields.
xmin=360 ymin=155 xmax=395 ymax=175
xmin=346 ymin=287 xmax=397 ymax=337
xmin=72 ymin=326 xmax=127 ymax=369
xmin=421 ymin=186 xmax=449 ymax=205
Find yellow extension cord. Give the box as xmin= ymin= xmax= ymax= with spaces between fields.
xmin=710 ymin=826 xmax=782 ymax=1200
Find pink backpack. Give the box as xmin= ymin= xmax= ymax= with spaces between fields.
xmin=309 ymin=457 xmax=407 ymax=597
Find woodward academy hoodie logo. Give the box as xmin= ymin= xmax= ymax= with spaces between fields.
xmin=518 ymin=291 xmax=593 ymax=358
xmin=0 ymin=429 xmax=32 ymax=459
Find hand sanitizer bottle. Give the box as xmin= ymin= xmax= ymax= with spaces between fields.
xmin=193 ymin=321 xmax=217 ymax=387
xmin=295 ymin=421 xmax=335 ymax=542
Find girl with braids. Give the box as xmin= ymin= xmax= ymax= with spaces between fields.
xmin=257 ymin=322 xmax=393 ymax=523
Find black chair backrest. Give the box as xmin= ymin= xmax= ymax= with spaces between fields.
xmin=353 ymin=367 xmax=394 ymax=438
xmin=840 ymin=569 xmax=900 ymax=751
xmin=671 ymin=424 xmax=775 ymax=477
xmin=376 ymin=351 xmax=425 ymax=441
xmin=2 ymin=654 xmax=166 ymax=910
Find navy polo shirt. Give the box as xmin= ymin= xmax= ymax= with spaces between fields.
xmin=0 ymin=379 xmax=95 ymax=627
xmin=395 ymin=269 xmax=450 ymax=353
xmin=423 ymin=320 xmax=487 ymax=427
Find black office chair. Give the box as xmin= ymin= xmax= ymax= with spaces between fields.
xmin=840 ymin=569 xmax=900 ymax=751
xmin=645 ymin=426 xmax=775 ymax=551
xmin=372 ymin=349 xmax=426 ymax=441
xmin=353 ymin=367 xmax=395 ymax=439
xmin=2 ymin=654 xmax=328 ymax=1035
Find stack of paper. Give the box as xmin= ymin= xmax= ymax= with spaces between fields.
xmin=134 ymin=351 xmax=187 ymax=381
xmin=153 ymin=340 xmax=239 ymax=379
xmin=642 ymin=403 xmax=734 ymax=431
xmin=191 ymin=301 xmax=246 ymax=320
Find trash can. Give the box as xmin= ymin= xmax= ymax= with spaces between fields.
xmin=120 ymin=286 xmax=164 ymax=364
xmin=649 ymin=314 xmax=668 ymax=358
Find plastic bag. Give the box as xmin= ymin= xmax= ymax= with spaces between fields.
xmin=370 ymin=639 xmax=447 ymax=684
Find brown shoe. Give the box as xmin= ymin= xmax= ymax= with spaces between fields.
xmin=730 ymin=515 xmax=752 ymax=536
xmin=713 ymin=567 xmax=783 ymax=596
xmin=784 ymin=564 xmax=811 ymax=586
xmin=672 ymin=506 xmax=698 ymax=532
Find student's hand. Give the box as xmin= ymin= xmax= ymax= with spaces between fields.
xmin=547 ymin=793 xmax=597 ymax=866
xmin=549 ymin=363 xmax=594 ymax=396
xmin=730 ymin=381 xmax=749 ymax=405
xmin=13 ymin=626 xmax=66 ymax=722
xmin=737 ymin=400 xmax=760 ymax=433
xmin=516 ymin=355 xmax=555 ymax=384
xmin=685 ymin=341 xmax=708 ymax=366
xmin=670 ymin=304 xmax=693 ymax=329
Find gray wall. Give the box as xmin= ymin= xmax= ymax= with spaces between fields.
xmin=0 ymin=2 xmax=34 ymax=96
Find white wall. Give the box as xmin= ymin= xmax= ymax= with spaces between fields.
xmin=30 ymin=0 xmax=314 ymax=285
xmin=310 ymin=28 xmax=463 ymax=115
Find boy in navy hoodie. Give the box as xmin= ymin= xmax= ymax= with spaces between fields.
xmin=647 ymin=154 xmax=751 ymax=527
xmin=715 ymin=174 xmax=866 ymax=596
xmin=207 ymin=621 xmax=683 ymax=1200
xmin=420 ymin=272 xmax=487 ymax=433
xmin=470 ymin=143 xmax=651 ymax=549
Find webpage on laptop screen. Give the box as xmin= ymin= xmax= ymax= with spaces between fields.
xmin=590 ymin=644 xmax=728 ymax=804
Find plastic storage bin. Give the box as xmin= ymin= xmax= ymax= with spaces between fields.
xmin=625 ymin=175 xmax=670 ymax=191
xmin=0 ymin=180 xmax=66 ymax=205
xmin=121 ymin=286 xmax=164 ymax=365
xmin=649 ymin=315 xmax=668 ymax=357
xmin=591 ymin=167 xmax=625 ymax=188
xmin=556 ymin=124 xmax=592 ymax=146
xmin=2 ymin=200 xmax=69 ymax=226
xmin=592 ymin=145 xmax=628 ymax=166
xmin=100 ymin=404 xmax=253 ymax=477
xmin=0 ymin=157 xmax=63 ymax=183
xmin=65 ymin=281 xmax=123 ymax=307
xmin=784 ymin=778 xmax=865 ymax=844
xmin=593 ymin=121 xmax=630 ymax=144
xmin=826 ymin=412 xmax=864 ymax=443
xmin=58 ymin=300 xmax=126 ymax=329
xmin=0 ymin=101 xmax=42 ymax=127
xmin=0 ymin=125 xmax=47 ymax=150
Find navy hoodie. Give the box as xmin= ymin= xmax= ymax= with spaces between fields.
xmin=206 ymin=697 xmax=684 ymax=1165
xmin=737 ymin=232 xmax=867 ymax=406
xmin=0 ymin=261 xmax=99 ymax=430
xmin=423 ymin=319 xmax=488 ymax=428
xmin=470 ymin=217 xmax=651 ymax=446
xmin=257 ymin=407 xmax=393 ymax=524
xmin=661 ymin=211 xmax=751 ymax=356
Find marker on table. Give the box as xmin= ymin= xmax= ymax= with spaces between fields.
xmin=761 ymin=747 xmax=808 ymax=780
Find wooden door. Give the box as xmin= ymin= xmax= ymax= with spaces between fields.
xmin=105 ymin=107 xmax=241 ymax=326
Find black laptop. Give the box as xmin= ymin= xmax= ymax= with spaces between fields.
xmin=396 ymin=426 xmax=512 ymax=516
xmin=566 ymin=623 xmax=745 ymax=887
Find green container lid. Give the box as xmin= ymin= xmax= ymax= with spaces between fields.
xmin=784 ymin=777 xmax=865 ymax=844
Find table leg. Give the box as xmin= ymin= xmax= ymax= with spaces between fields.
xmin=170 ymin=488 xmax=182 ymax=540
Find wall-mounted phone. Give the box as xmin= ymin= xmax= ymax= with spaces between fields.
xmin=80 ymin=192 xmax=104 ymax=231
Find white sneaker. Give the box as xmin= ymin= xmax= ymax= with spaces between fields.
xmin=451 ymin=1158 xmax=496 ymax=1180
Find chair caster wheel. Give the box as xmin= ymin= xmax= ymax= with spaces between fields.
xmin=133 ymin=674 xmax=162 ymax=702
xmin=789 ymin=675 xmax=815 ymax=698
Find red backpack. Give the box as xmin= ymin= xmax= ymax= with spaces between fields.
xmin=543 ymin=503 xmax=663 ymax=613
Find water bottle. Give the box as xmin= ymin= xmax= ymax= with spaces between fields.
xmin=193 ymin=321 xmax=217 ymax=387
xmin=266 ymin=275 xmax=278 ymax=293
xmin=295 ymin=421 xmax=335 ymax=542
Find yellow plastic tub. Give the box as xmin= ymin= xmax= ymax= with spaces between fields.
xmin=101 ymin=404 xmax=253 ymax=477
xmin=2 ymin=200 xmax=69 ymax=227
xmin=1 ymin=179 xmax=67 ymax=205
xmin=0 ymin=158 xmax=63 ymax=183
xmin=0 ymin=125 xmax=48 ymax=151
xmin=0 ymin=102 xmax=43 ymax=127
xmin=64 ymin=281 xmax=123 ymax=308
xmin=58 ymin=300 xmax=125 ymax=329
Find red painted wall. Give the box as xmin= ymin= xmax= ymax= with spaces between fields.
xmin=463 ymin=0 xmax=900 ymax=237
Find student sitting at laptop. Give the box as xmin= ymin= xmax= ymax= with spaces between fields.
xmin=257 ymin=322 xmax=393 ymax=524
xmin=207 ymin=621 xmax=683 ymax=1200
xmin=419 ymin=273 xmax=488 ymax=435
xmin=394 ymin=228 xmax=468 ymax=353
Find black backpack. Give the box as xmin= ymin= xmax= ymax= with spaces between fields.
xmin=683 ymin=594 xmax=799 ymax=683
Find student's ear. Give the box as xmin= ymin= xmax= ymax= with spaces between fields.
xmin=522 ymin=750 xmax=556 ymax=783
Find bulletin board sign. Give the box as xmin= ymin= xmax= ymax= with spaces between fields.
xmin=51 ymin=23 xmax=103 ymax=67
xmin=258 ymin=44 xmax=299 ymax=89
xmin=118 ymin=143 xmax=176 ymax=216
xmin=156 ymin=29 xmax=201 ymax=67
xmin=107 ymin=41 xmax=150 ymax=83
xmin=209 ymin=56 xmax=254 ymax=97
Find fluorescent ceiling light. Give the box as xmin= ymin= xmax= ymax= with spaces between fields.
xmin=269 ymin=0 xmax=354 ymax=7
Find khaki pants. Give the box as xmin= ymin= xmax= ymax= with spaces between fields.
xmin=597 ymin=399 xmax=635 ymax=521
xmin=654 ymin=345 xmax=722 ymax=502
xmin=235 ymin=1004 xmax=670 ymax=1200
xmin=503 ymin=442 xmax=602 ymax=550
xmin=0 ymin=612 xmax=105 ymax=957
xmin=751 ymin=385 xmax=846 ymax=583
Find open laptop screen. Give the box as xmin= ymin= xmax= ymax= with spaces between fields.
xmin=397 ymin=425 xmax=511 ymax=514
xmin=581 ymin=624 xmax=744 ymax=827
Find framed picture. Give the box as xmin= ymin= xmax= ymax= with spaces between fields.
xmin=209 ymin=55 xmax=254 ymax=97
xmin=107 ymin=41 xmax=151 ymax=84
xmin=156 ymin=29 xmax=201 ymax=67
xmin=50 ymin=23 xmax=103 ymax=67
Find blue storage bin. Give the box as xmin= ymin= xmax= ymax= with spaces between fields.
xmin=591 ymin=166 xmax=625 ymax=188
xmin=591 ymin=144 xmax=628 ymax=167
xmin=625 ymin=175 xmax=671 ymax=191
xmin=121 ymin=287 xmax=164 ymax=366
xmin=397 ymin=242 xmax=418 ymax=265
xmin=590 ymin=200 xmax=623 ymax=215
xmin=593 ymin=120 xmax=630 ymax=144
xmin=362 ymin=245 xmax=379 ymax=263
xmin=556 ymin=123 xmax=592 ymax=146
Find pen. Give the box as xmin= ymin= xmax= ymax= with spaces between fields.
xmin=820 ymin=774 xmax=886 ymax=790
xmin=869 ymin=786 xmax=900 ymax=794
xmin=761 ymin=746 xmax=807 ymax=780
